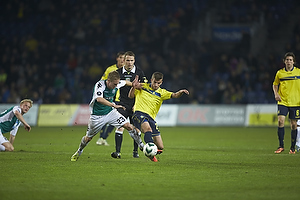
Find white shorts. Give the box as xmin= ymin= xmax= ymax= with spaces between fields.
xmin=86 ymin=109 xmax=129 ymax=138
xmin=0 ymin=130 xmax=9 ymax=144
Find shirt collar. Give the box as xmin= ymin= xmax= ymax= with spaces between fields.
xmin=122 ymin=65 xmax=136 ymax=73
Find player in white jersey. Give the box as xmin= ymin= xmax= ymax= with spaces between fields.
xmin=0 ymin=99 xmax=33 ymax=151
xmin=71 ymin=71 xmax=143 ymax=161
xmin=296 ymin=120 xmax=300 ymax=152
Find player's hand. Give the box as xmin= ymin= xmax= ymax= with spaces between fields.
xmin=132 ymin=75 xmax=142 ymax=89
xmin=114 ymin=104 xmax=126 ymax=110
xmin=181 ymin=89 xmax=189 ymax=95
xmin=274 ymin=94 xmax=281 ymax=101
xmin=24 ymin=124 xmax=31 ymax=132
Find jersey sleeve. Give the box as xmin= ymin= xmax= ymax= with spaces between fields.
xmin=273 ymin=71 xmax=280 ymax=86
xmin=117 ymin=80 xmax=127 ymax=89
xmin=161 ymin=89 xmax=173 ymax=100
xmin=11 ymin=106 xmax=21 ymax=136
xmin=93 ymin=81 xmax=106 ymax=98
xmin=13 ymin=106 xmax=21 ymax=114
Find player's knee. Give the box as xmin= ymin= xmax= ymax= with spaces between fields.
xmin=278 ymin=119 xmax=285 ymax=126
xmin=117 ymin=127 xmax=124 ymax=132
xmin=122 ymin=122 xmax=132 ymax=131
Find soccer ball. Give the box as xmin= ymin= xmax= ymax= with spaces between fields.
xmin=143 ymin=142 xmax=158 ymax=157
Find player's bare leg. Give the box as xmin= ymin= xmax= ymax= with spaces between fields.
xmin=153 ymin=135 xmax=163 ymax=154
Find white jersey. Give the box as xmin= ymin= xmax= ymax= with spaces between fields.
xmin=0 ymin=106 xmax=21 ymax=136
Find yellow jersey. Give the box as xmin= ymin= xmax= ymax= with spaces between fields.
xmin=273 ymin=66 xmax=300 ymax=106
xmin=134 ymin=83 xmax=173 ymax=119
xmin=101 ymin=64 xmax=118 ymax=80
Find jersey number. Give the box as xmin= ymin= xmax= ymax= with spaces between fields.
xmin=117 ymin=116 xmax=126 ymax=124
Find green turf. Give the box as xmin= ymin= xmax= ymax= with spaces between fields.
xmin=0 ymin=126 xmax=299 ymax=200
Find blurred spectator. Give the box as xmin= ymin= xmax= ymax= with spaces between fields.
xmin=0 ymin=0 xmax=298 ymax=105
xmin=24 ymin=35 xmax=39 ymax=52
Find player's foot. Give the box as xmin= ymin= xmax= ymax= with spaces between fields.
xmin=133 ymin=151 xmax=139 ymax=158
xmin=149 ymin=156 xmax=158 ymax=162
xmin=71 ymin=151 xmax=80 ymax=161
xmin=289 ymin=149 xmax=296 ymax=154
xmin=102 ymin=139 xmax=109 ymax=146
xmin=156 ymin=149 xmax=163 ymax=155
xmin=96 ymin=138 xmax=109 ymax=146
xmin=296 ymin=145 xmax=300 ymax=152
xmin=274 ymin=147 xmax=284 ymax=154
xmin=111 ymin=152 xmax=121 ymax=159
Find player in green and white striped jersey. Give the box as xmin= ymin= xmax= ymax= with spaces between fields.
xmin=0 ymin=99 xmax=33 ymax=152
xmin=71 ymin=71 xmax=143 ymax=161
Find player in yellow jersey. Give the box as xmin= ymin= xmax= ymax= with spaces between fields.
xmin=100 ymin=52 xmax=125 ymax=80
xmin=273 ymin=52 xmax=300 ymax=154
xmin=96 ymin=52 xmax=125 ymax=146
xmin=129 ymin=72 xmax=189 ymax=161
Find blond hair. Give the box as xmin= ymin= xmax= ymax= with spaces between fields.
xmin=20 ymin=99 xmax=33 ymax=108
xmin=107 ymin=71 xmax=120 ymax=81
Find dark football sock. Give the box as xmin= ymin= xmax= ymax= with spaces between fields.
xmin=278 ymin=127 xmax=284 ymax=148
xmin=144 ymin=131 xmax=153 ymax=143
xmin=101 ymin=125 xmax=114 ymax=139
xmin=133 ymin=140 xmax=138 ymax=151
xmin=115 ymin=132 xmax=123 ymax=153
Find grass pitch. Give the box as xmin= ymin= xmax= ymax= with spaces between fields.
xmin=0 ymin=126 xmax=299 ymax=200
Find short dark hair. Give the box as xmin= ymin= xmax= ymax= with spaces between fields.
xmin=116 ymin=51 xmax=125 ymax=58
xmin=151 ymin=72 xmax=163 ymax=81
xmin=124 ymin=51 xmax=135 ymax=58
xmin=283 ymin=52 xmax=296 ymax=62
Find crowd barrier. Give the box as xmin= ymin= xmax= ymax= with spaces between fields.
xmin=0 ymin=104 xmax=290 ymax=127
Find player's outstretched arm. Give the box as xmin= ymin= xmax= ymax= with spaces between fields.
xmin=171 ymin=89 xmax=189 ymax=98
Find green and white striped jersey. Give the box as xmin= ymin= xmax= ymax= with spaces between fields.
xmin=89 ymin=80 xmax=126 ymax=115
xmin=0 ymin=106 xmax=21 ymax=135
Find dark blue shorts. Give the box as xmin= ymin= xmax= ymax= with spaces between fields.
xmin=277 ymin=105 xmax=300 ymax=119
xmin=132 ymin=111 xmax=160 ymax=136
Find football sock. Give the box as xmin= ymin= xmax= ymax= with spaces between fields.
xmin=77 ymin=148 xmax=83 ymax=156
xmin=278 ymin=127 xmax=284 ymax=148
xmin=133 ymin=140 xmax=138 ymax=152
xmin=99 ymin=126 xmax=105 ymax=138
xmin=115 ymin=131 xmax=123 ymax=153
xmin=144 ymin=131 xmax=154 ymax=143
xmin=100 ymin=125 xmax=114 ymax=139
xmin=79 ymin=136 xmax=89 ymax=151
xmin=290 ymin=129 xmax=297 ymax=150
xmin=0 ymin=144 xmax=5 ymax=151
xmin=296 ymin=128 xmax=300 ymax=147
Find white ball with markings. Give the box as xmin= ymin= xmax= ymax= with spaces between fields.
xmin=143 ymin=142 xmax=158 ymax=157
